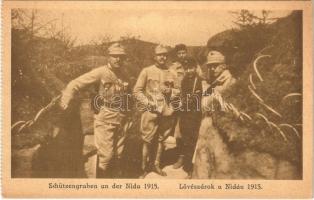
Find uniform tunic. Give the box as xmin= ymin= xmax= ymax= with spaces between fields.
xmin=133 ymin=64 xmax=177 ymax=143
xmin=62 ymin=64 xmax=130 ymax=170
xmin=193 ymin=69 xmax=236 ymax=178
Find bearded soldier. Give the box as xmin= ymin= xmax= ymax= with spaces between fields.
xmin=60 ymin=43 xmax=131 ymax=178
xmin=169 ymin=44 xmax=203 ymax=91
xmin=133 ymin=45 xmax=179 ymax=178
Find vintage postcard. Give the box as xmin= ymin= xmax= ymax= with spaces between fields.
xmin=2 ymin=0 xmax=313 ymax=198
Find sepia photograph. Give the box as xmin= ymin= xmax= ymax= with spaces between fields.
xmin=2 ymin=1 xmax=313 ymax=198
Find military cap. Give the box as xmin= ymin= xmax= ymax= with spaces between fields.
xmin=108 ymin=43 xmax=126 ymax=55
xmin=174 ymin=43 xmax=187 ymax=52
xmin=183 ymin=57 xmax=197 ymax=68
xmin=154 ymin=45 xmax=168 ymax=55
xmin=206 ymin=50 xmax=225 ymax=64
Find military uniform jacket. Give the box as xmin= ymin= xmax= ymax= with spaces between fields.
xmin=62 ymin=64 xmax=130 ymax=124
xmin=207 ymin=69 xmax=236 ymax=96
xmin=202 ymin=69 xmax=236 ymax=113
xmin=133 ymin=64 xmax=178 ymax=111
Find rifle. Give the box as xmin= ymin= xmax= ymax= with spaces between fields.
xmin=11 ymin=95 xmax=61 ymax=135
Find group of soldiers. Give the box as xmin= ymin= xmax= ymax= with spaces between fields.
xmin=60 ymin=42 xmax=236 ymax=178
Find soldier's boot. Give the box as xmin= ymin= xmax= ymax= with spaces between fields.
xmin=173 ymin=155 xmax=185 ymax=169
xmin=96 ymin=168 xmax=108 ymax=178
xmin=153 ymin=142 xmax=167 ymax=176
xmin=139 ymin=142 xmax=150 ymax=179
xmin=96 ymin=155 xmax=111 ymax=178
xmin=173 ymin=139 xmax=184 ymax=169
xmin=139 ymin=160 xmax=149 ymax=179
xmin=183 ymin=160 xmax=194 ymax=179
xmin=183 ymin=145 xmax=195 ymax=174
xmin=114 ymin=158 xmax=124 ymax=178
xmin=96 ymin=165 xmax=111 ymax=178
xmin=186 ymin=171 xmax=193 ymax=179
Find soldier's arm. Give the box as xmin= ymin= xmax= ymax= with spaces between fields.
xmin=196 ymin=65 xmax=205 ymax=80
xmin=133 ymin=68 xmax=150 ymax=107
xmin=60 ymin=67 xmax=104 ymax=109
xmin=213 ymin=70 xmax=236 ymax=96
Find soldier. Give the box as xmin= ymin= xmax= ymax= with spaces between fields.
xmin=202 ymin=50 xmax=236 ymax=97
xmin=169 ymin=44 xmax=204 ymax=89
xmin=178 ymin=57 xmax=203 ymax=177
xmin=170 ymin=44 xmax=203 ymax=169
xmin=133 ymin=45 xmax=178 ymax=178
xmin=193 ymin=50 xmax=236 ymax=178
xmin=59 ymin=43 xmax=131 ymax=178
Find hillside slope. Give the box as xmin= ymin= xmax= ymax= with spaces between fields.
xmin=193 ymin=11 xmax=302 ymax=179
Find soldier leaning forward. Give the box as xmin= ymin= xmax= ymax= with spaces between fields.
xmin=60 ymin=43 xmax=131 ymax=178
xmin=133 ymin=45 xmax=179 ymax=178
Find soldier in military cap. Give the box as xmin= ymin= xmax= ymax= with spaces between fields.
xmin=169 ymin=44 xmax=203 ymax=90
xmin=202 ymin=50 xmax=236 ymax=96
xmin=133 ymin=45 xmax=179 ymax=178
xmin=60 ymin=43 xmax=131 ymax=178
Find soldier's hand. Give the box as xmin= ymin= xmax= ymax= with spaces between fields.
xmin=147 ymin=101 xmax=157 ymax=112
xmin=59 ymin=93 xmax=71 ymax=110
xmin=216 ymin=70 xmax=232 ymax=83
xmin=148 ymin=101 xmax=164 ymax=114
